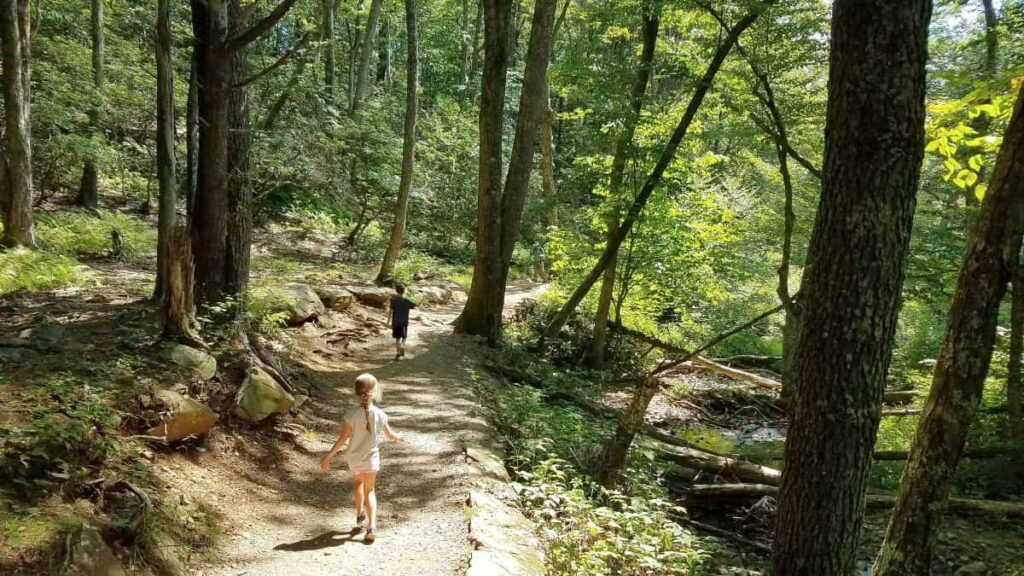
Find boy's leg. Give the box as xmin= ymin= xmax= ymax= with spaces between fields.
xmin=363 ymin=472 xmax=379 ymax=528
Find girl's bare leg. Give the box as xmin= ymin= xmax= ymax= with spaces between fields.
xmin=353 ymin=473 xmax=365 ymax=519
xmin=362 ymin=471 xmax=379 ymax=528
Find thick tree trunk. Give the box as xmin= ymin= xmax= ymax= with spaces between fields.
xmin=153 ymin=0 xmax=176 ymax=303
xmin=873 ymin=87 xmax=1024 ymax=576
xmin=769 ymin=2 xmax=932 ymax=575
xmin=455 ymin=0 xmax=557 ymax=342
xmin=78 ymin=0 xmax=104 ymax=210
xmin=597 ymin=378 xmax=660 ymax=486
xmin=1011 ymin=275 xmax=1024 ymax=441
xmin=590 ymin=9 xmax=659 ymax=368
xmin=350 ymin=0 xmax=383 ymax=117
xmin=323 ymin=0 xmax=336 ymax=98
xmin=185 ymin=51 xmax=199 ymax=215
xmin=0 ymin=0 xmax=33 ymax=249
xmin=191 ymin=0 xmax=232 ymax=305
xmin=375 ymin=0 xmax=418 ymax=285
xmin=540 ymin=3 xmax=767 ymax=346
xmin=226 ymin=0 xmax=253 ymax=301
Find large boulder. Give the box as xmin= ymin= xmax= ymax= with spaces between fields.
xmin=162 ymin=343 xmax=217 ymax=381
xmin=145 ymin=390 xmax=218 ymax=442
xmin=344 ymin=285 xmax=392 ymax=308
xmin=233 ymin=366 xmax=295 ymax=423
xmin=316 ymin=285 xmax=357 ymax=312
xmin=281 ymin=283 xmax=325 ymax=325
xmin=412 ymin=285 xmax=452 ymax=306
xmin=65 ymin=523 xmax=127 ymax=576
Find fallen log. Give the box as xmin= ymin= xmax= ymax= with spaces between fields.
xmin=669 ymin=512 xmax=772 ymax=554
xmin=882 ymin=390 xmax=917 ymax=405
xmin=659 ymin=444 xmax=782 ymax=486
xmin=711 ymin=355 xmax=782 ymax=370
xmin=881 ymin=409 xmax=921 ymax=417
xmin=676 ymin=483 xmax=1024 ymax=520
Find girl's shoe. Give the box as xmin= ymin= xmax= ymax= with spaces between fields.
xmin=364 ymin=526 xmax=376 ymax=543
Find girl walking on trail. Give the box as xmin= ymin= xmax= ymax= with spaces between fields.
xmin=320 ymin=373 xmax=402 ymax=542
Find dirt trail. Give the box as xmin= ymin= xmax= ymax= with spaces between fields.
xmin=167 ymin=283 xmax=543 ymax=576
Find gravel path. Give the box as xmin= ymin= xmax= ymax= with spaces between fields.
xmin=184 ymin=283 xmax=542 ymax=576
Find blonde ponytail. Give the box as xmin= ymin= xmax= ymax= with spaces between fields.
xmin=354 ymin=373 xmax=381 ymax=432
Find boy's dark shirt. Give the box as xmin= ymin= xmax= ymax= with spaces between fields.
xmin=390 ymin=296 xmax=416 ymax=326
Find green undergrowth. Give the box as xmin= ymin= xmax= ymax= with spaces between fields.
xmin=35 ymin=210 xmax=156 ymax=260
xmin=0 ymin=247 xmax=91 ymax=296
xmin=476 ymin=306 xmax=714 ymax=574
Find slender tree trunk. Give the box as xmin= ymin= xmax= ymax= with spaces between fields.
xmin=78 ymin=0 xmax=104 ymax=210
xmin=459 ymin=0 xmax=471 ymax=86
xmin=540 ymin=2 xmax=768 ymax=346
xmin=262 ymin=56 xmax=306 ymax=131
xmin=981 ymin=0 xmax=998 ymax=77
xmin=596 ymin=378 xmax=660 ymax=486
xmin=323 ymin=0 xmax=336 ymax=98
xmin=377 ymin=16 xmax=392 ymax=88
xmin=590 ymin=8 xmax=659 ymax=368
xmin=769 ymin=2 xmax=932 ymax=574
xmin=0 ymin=0 xmax=34 ymax=249
xmin=873 ymin=87 xmax=1024 ymax=576
xmin=185 ymin=51 xmax=199 ymax=216
xmin=538 ymin=88 xmax=557 ymax=230
xmin=1010 ymin=270 xmax=1024 ymax=442
xmin=455 ymin=0 xmax=557 ymax=342
xmin=153 ymin=0 xmax=176 ymax=303
xmin=350 ymin=0 xmax=383 ymax=116
xmin=468 ymin=0 xmax=483 ymax=82
xmin=375 ymin=0 xmax=418 ymax=285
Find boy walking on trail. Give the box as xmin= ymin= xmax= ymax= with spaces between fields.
xmin=386 ymin=284 xmax=416 ymax=360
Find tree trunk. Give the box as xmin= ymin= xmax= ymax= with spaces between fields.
xmin=873 ymin=87 xmax=1024 ymax=576
xmin=191 ymin=0 xmax=233 ymax=305
xmin=468 ymin=0 xmax=483 ymax=82
xmin=455 ymin=0 xmax=557 ymax=343
xmin=981 ymin=0 xmax=998 ymax=76
xmin=540 ymin=2 xmax=767 ymax=346
xmin=376 ymin=16 xmax=392 ymax=88
xmin=0 ymin=0 xmax=34 ymax=249
xmin=597 ymin=378 xmax=660 ymax=486
xmin=226 ymin=0 xmax=253 ymax=301
xmin=458 ymin=0 xmax=471 ymax=86
xmin=185 ymin=50 xmax=199 ymax=215
xmin=375 ymin=0 xmax=418 ymax=285
xmin=538 ymin=90 xmax=557 ymax=229
xmin=769 ymin=2 xmax=932 ymax=574
xmin=323 ymin=0 xmax=336 ymax=98
xmin=164 ymin=225 xmax=199 ymax=342
xmin=590 ymin=8 xmax=659 ymax=368
xmin=350 ymin=0 xmax=383 ymax=117
xmin=153 ymin=0 xmax=176 ymax=303
xmin=78 ymin=0 xmax=104 ymax=210
xmin=1010 ymin=274 xmax=1024 ymax=442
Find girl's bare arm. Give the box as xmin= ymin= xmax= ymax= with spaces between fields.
xmin=320 ymin=421 xmax=353 ymax=473
xmin=383 ymin=422 xmax=402 ymax=443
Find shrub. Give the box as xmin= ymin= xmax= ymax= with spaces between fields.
xmin=0 ymin=248 xmax=91 ymax=296
xmin=35 ymin=210 xmax=156 ymax=260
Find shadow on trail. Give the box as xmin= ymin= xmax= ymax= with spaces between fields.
xmin=274 ymin=528 xmax=367 ymax=551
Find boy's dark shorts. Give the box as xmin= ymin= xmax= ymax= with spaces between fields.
xmin=392 ymin=324 xmax=408 ymax=339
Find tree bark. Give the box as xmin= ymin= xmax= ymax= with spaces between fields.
xmin=597 ymin=377 xmax=660 ymax=486
xmin=377 ymin=16 xmax=392 ymax=88
xmin=0 ymin=0 xmax=34 ymax=249
xmin=164 ymin=225 xmax=199 ymax=342
xmin=454 ymin=0 xmax=557 ymax=343
xmin=153 ymin=0 xmax=176 ymax=303
xmin=350 ymin=0 xmax=383 ymax=117
xmin=981 ymin=0 xmax=998 ymax=77
xmin=458 ymin=0 xmax=472 ymax=86
xmin=323 ymin=0 xmax=336 ymax=98
xmin=375 ymin=0 xmax=418 ymax=285
xmin=590 ymin=8 xmax=659 ymax=368
xmin=468 ymin=0 xmax=483 ymax=82
xmin=185 ymin=51 xmax=199 ymax=216
xmin=873 ymin=87 xmax=1024 ymax=576
xmin=769 ymin=2 xmax=932 ymax=574
xmin=78 ymin=0 xmax=104 ymax=210
xmin=539 ymin=3 xmax=768 ymax=346
xmin=1010 ymin=274 xmax=1024 ymax=442
xmin=226 ymin=0 xmax=253 ymax=300
xmin=538 ymin=83 xmax=557 ymax=229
